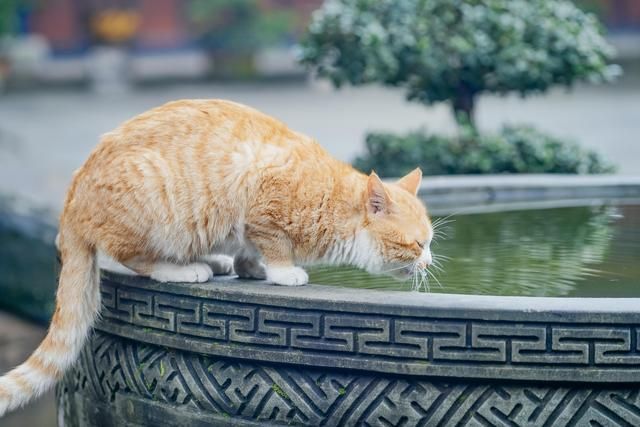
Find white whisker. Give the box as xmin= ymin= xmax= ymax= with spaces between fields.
xmin=432 ymin=215 xmax=457 ymax=228
xmin=380 ymin=261 xmax=414 ymax=274
xmin=426 ymin=269 xmax=443 ymax=289
xmin=429 ymin=263 xmax=444 ymax=274
xmin=420 ymin=269 xmax=430 ymax=292
xmin=432 ymin=212 xmax=458 ymax=224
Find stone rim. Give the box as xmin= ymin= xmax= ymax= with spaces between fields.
xmin=97 ymin=271 xmax=640 ymax=384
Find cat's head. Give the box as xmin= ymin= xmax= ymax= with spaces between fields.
xmin=360 ymin=168 xmax=432 ymax=278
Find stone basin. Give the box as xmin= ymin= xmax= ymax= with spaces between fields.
xmin=55 ymin=175 xmax=640 ymax=426
xmin=57 ymin=271 xmax=640 ymax=426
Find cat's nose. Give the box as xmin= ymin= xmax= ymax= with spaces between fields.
xmin=417 ymin=249 xmax=432 ymax=269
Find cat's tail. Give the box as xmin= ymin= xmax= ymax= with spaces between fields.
xmin=0 ymin=225 xmax=99 ymax=417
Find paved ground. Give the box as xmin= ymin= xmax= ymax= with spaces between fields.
xmin=0 ymin=62 xmax=639 ymax=211
xmin=0 ymin=312 xmax=55 ymax=427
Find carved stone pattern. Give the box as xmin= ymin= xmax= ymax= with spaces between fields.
xmin=60 ymin=331 xmax=640 ymax=427
xmin=99 ymin=280 xmax=640 ymax=371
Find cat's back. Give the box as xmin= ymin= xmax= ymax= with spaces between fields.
xmin=80 ymin=98 xmax=330 ymax=183
xmin=71 ymin=99 xmax=331 ymax=203
xmin=103 ymin=99 xmax=305 ymax=151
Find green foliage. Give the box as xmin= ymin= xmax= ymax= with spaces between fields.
xmin=187 ymin=0 xmax=296 ymax=55
xmin=0 ymin=0 xmax=22 ymax=36
xmin=573 ymin=0 xmax=608 ymax=17
xmin=1 ymin=0 xmax=39 ymax=37
xmin=301 ymin=0 xmax=620 ymax=120
xmin=353 ymin=125 xmax=615 ymax=177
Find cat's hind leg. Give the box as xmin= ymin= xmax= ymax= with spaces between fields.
xmin=199 ymin=254 xmax=234 ymax=275
xmin=124 ymin=259 xmax=213 ymax=283
xmin=243 ymin=229 xmax=308 ymax=286
xmin=233 ymin=250 xmax=267 ymax=280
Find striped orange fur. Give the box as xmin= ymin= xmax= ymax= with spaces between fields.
xmin=0 ymin=99 xmax=432 ymax=415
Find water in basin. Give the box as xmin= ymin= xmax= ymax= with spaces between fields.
xmin=308 ymin=204 xmax=640 ymax=297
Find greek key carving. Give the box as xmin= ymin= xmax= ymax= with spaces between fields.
xmin=97 ymin=279 xmax=640 ymax=382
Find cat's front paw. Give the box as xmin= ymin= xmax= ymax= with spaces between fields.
xmin=266 ymin=266 xmax=308 ymax=286
xmin=150 ymin=262 xmax=213 ymax=283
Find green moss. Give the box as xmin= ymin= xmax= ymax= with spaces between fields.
xmin=272 ymin=383 xmax=289 ymax=401
xmin=338 ymin=387 xmax=346 ymax=396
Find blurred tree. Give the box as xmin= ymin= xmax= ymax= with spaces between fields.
xmin=300 ymin=0 xmax=620 ymax=127
xmin=0 ymin=0 xmax=23 ymax=36
xmin=188 ymin=0 xmax=296 ymax=74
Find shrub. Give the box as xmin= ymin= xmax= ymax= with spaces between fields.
xmin=353 ymin=125 xmax=615 ymax=177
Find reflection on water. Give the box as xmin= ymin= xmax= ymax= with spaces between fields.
xmin=309 ymin=204 xmax=640 ymax=297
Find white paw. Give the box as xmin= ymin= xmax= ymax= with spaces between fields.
xmin=201 ymin=254 xmax=234 ymax=275
xmin=150 ymin=263 xmax=213 ymax=283
xmin=266 ymin=266 xmax=308 ymax=286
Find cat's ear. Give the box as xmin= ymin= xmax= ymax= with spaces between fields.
xmin=367 ymin=171 xmax=390 ymax=215
xmin=396 ymin=167 xmax=422 ymax=195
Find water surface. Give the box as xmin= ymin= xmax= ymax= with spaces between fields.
xmin=309 ymin=204 xmax=640 ymax=297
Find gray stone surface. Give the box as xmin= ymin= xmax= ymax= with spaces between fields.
xmin=59 ymin=330 xmax=640 ymax=427
xmin=419 ymin=174 xmax=640 ymax=215
xmin=96 ymin=272 xmax=640 ymax=383
xmin=57 ymin=272 xmax=640 ymax=425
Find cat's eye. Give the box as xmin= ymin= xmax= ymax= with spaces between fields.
xmin=415 ymin=240 xmax=425 ymax=249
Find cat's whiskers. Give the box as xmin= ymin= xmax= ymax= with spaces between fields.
xmin=405 ymin=249 xmax=447 ymax=292
xmin=431 ymin=255 xmax=447 ymax=267
xmin=412 ymin=267 xmax=425 ymax=292
xmin=432 ymin=221 xmax=454 ymax=234
xmin=413 ymin=268 xmax=421 ymax=292
xmin=380 ymin=261 xmax=414 ymax=274
xmin=431 ymin=215 xmax=456 ymax=243
xmin=432 ymin=232 xmax=448 ymax=242
xmin=432 ymin=212 xmax=458 ymax=227
xmin=405 ymin=259 xmax=429 ymax=292
xmin=432 ymin=219 xmax=456 ymax=230
xmin=432 ymin=259 xmax=445 ymax=268
xmin=419 ymin=268 xmax=429 ymax=292
xmin=426 ymin=268 xmax=443 ymax=289
xmin=429 ymin=262 xmax=445 ymax=274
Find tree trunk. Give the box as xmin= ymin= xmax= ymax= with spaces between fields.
xmin=452 ymin=87 xmax=476 ymax=129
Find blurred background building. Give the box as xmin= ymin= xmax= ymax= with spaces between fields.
xmin=2 ymin=0 xmax=639 ymax=88
xmin=2 ymin=0 xmax=324 ymax=87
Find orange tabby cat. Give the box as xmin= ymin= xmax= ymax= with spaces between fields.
xmin=0 ymin=99 xmax=432 ymax=415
